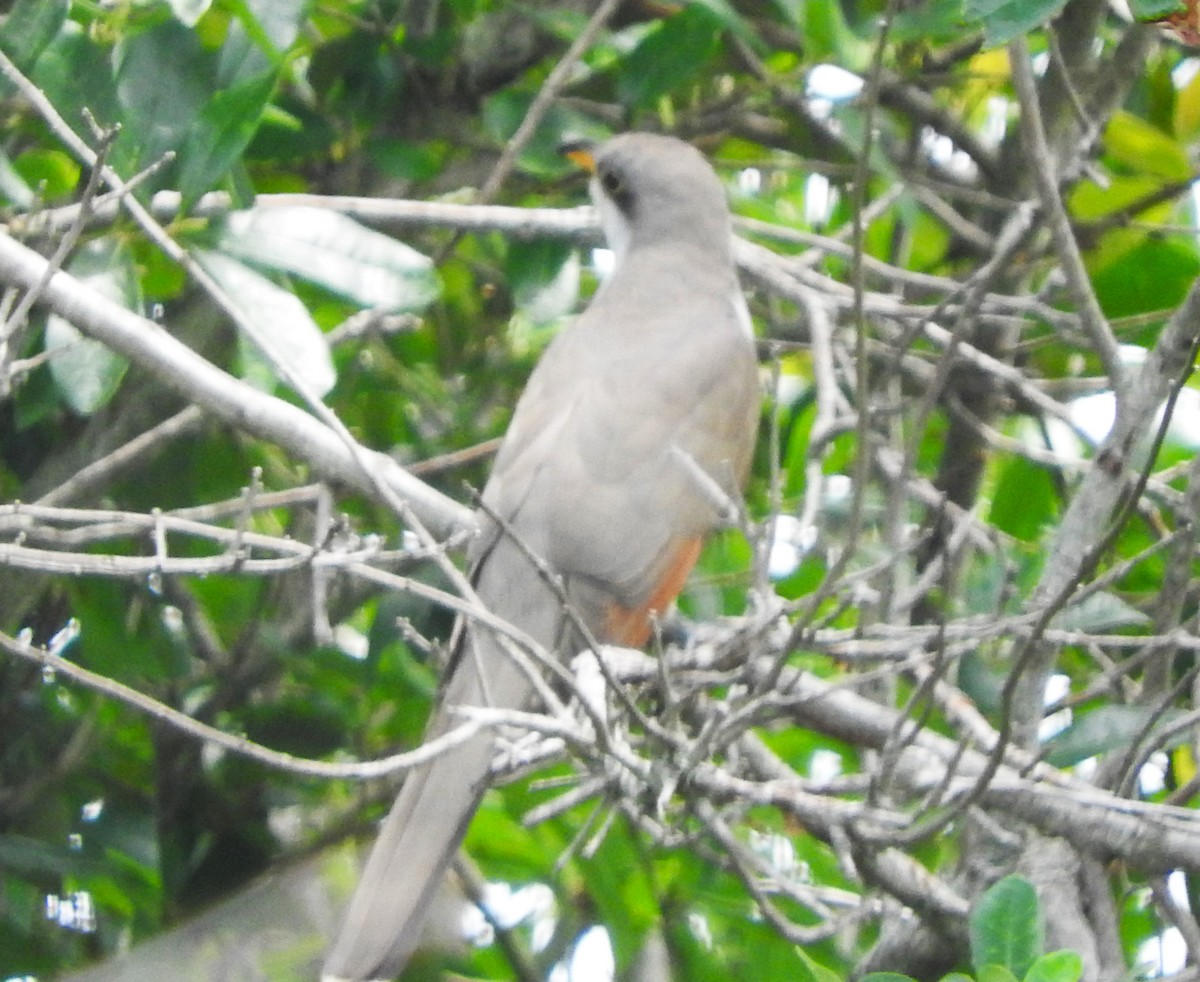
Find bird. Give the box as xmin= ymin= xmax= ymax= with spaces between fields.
xmin=323 ymin=132 xmax=761 ymax=981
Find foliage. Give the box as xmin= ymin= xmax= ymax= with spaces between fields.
xmin=1 ymin=0 xmax=1200 ymax=981
xmin=863 ymin=875 xmax=1084 ymax=982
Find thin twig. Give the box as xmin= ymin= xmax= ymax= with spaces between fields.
xmin=1009 ymin=35 xmax=1124 ymax=389
xmin=0 ymin=627 xmax=485 ymax=780
xmin=478 ymin=0 xmax=623 ymax=202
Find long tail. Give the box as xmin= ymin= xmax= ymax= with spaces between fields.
xmin=324 ymin=540 xmax=563 ymax=980
xmin=322 ymin=628 xmax=531 ymax=980
xmin=322 ymin=692 xmax=493 ymax=977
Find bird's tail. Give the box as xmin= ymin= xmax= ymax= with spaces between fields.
xmin=323 ymin=622 xmax=549 ymax=977
xmin=324 ymin=536 xmax=579 ymax=980
xmin=321 ymin=698 xmax=494 ymax=980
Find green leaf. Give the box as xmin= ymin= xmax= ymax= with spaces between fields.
xmin=970 ymin=875 xmax=1043 ymax=978
xmin=959 ymin=649 xmax=1009 ymax=715
xmin=0 ymin=0 xmax=69 ymax=71
xmin=1044 ymin=704 xmax=1180 ymax=767
xmin=574 ymin=821 xmax=662 ymax=962
xmin=29 ymin=21 xmax=122 ymax=155
xmin=779 ymin=0 xmax=857 ymax=61
xmin=1024 ymin=950 xmax=1084 ymax=982
xmin=1050 ymin=592 xmax=1150 ymax=632
xmin=114 ymin=19 xmax=214 ymax=176
xmin=367 ymin=139 xmax=451 ymax=182
xmin=213 ymin=206 xmax=439 ymax=312
xmin=248 ymin=99 xmax=337 ymax=162
xmin=861 ymin=974 xmax=918 ymax=982
xmin=979 ymin=967 xmax=1022 ymax=982
xmin=12 ymin=148 xmax=80 ymax=202
xmin=44 ymin=238 xmax=138 ymax=415
xmin=1128 ymin=0 xmax=1186 ymax=19
xmin=687 ymin=0 xmax=760 ymax=47
xmin=178 ymin=70 xmax=277 ymax=206
xmin=480 ymin=90 xmax=609 ymax=177
xmin=507 ymin=239 xmax=580 ymax=339
xmin=796 ymin=946 xmax=845 ymax=982
xmin=988 ymin=455 xmax=1056 ymax=541
xmin=1091 ymin=235 xmax=1200 ymax=320
xmin=193 ymin=248 xmax=336 ymax=396
xmin=0 ymin=833 xmax=109 ymax=877
xmin=1104 ymin=111 xmax=1192 ymax=182
xmin=218 ymin=0 xmax=307 ymax=85
xmin=964 ymin=0 xmax=1070 ymax=45
xmin=893 ymin=0 xmax=969 ymax=44
xmin=466 ymin=796 xmax=560 ymax=881
xmin=617 ymin=5 xmax=723 ymax=108
xmin=1175 ymin=65 xmax=1200 ymax=140
xmin=1070 ymin=175 xmax=1166 ymax=222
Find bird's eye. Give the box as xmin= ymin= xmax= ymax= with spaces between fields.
xmin=599 ymin=170 xmax=623 ymax=196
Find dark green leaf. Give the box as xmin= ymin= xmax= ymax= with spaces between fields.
xmin=29 ymin=23 xmax=122 ymax=155
xmin=1049 ymin=592 xmax=1150 ymax=632
xmin=893 ymin=0 xmax=969 ymax=43
xmin=1044 ymin=705 xmax=1181 ymax=768
xmin=178 ymin=70 xmax=277 ymax=206
xmin=964 ymin=0 xmax=1070 ymax=45
xmin=114 ymin=20 xmax=215 ymax=176
xmin=247 ymin=99 xmax=337 ymax=161
xmin=958 ymin=649 xmax=1009 ymax=715
xmin=0 ymin=833 xmax=109 ymax=877
xmin=1128 ymin=0 xmax=1186 ymax=19
xmin=0 ymin=0 xmax=69 ymax=71
xmin=241 ymin=696 xmax=346 ymax=757
xmin=617 ymin=5 xmax=723 ymax=108
xmin=688 ymin=0 xmax=760 ymax=47
xmin=367 ymin=139 xmax=451 ymax=182
xmin=507 ymin=239 xmax=580 ymax=333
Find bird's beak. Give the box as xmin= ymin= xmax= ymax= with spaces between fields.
xmin=560 ymin=139 xmax=597 ymax=174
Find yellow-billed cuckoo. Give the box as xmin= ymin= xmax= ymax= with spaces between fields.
xmin=324 ymin=132 xmax=760 ymax=981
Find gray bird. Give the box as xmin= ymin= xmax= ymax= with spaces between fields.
xmin=323 ymin=132 xmax=760 ymax=981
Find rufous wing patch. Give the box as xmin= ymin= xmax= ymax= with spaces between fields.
xmin=603 ymin=538 xmax=703 ymax=647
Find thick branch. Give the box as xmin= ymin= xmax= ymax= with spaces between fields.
xmin=0 ymin=230 xmax=471 ymax=538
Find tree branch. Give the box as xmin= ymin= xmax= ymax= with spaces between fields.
xmin=0 ymin=230 xmax=471 ymax=538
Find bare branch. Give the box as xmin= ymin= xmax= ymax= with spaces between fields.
xmin=1009 ymin=36 xmax=1124 ymax=386
xmin=0 ymin=627 xmax=486 ymax=781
